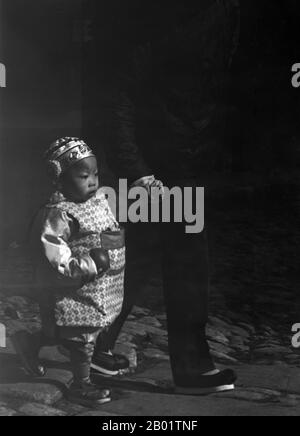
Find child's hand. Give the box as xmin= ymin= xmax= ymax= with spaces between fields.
xmin=90 ymin=248 xmax=110 ymax=276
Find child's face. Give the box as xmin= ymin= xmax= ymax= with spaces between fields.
xmin=60 ymin=156 xmax=99 ymax=203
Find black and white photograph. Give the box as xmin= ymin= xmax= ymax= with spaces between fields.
xmin=0 ymin=0 xmax=299 ymax=418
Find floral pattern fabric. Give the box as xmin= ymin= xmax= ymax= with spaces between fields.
xmin=45 ymin=190 xmax=125 ymax=328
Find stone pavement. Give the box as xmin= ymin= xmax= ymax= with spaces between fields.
xmin=0 ymin=300 xmax=299 ymax=416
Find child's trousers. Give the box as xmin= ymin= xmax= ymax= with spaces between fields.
xmin=59 ymin=327 xmax=101 ymax=385
xmin=37 ymin=293 xmax=101 ymax=384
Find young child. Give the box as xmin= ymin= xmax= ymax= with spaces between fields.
xmin=13 ymin=137 xmax=126 ymax=407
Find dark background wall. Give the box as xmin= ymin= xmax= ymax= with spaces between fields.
xmin=0 ymin=0 xmax=83 ymax=247
xmin=0 ymin=0 xmax=299 ymax=248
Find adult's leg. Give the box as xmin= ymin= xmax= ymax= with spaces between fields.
xmin=161 ymin=218 xmax=215 ymax=386
xmin=159 ymin=177 xmax=216 ymax=385
xmin=161 ymin=181 xmax=236 ymax=393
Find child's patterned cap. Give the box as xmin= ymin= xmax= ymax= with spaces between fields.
xmin=45 ymin=137 xmax=95 ymax=180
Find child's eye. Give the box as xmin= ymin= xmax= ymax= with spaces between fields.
xmin=79 ymin=175 xmax=88 ymax=179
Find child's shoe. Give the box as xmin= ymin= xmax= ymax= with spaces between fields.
xmin=67 ymin=381 xmax=111 ymax=408
xmin=11 ymin=330 xmax=46 ymax=377
xmin=91 ymin=351 xmax=130 ymax=376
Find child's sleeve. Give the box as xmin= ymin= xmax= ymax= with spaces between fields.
xmin=40 ymin=208 xmax=98 ymax=285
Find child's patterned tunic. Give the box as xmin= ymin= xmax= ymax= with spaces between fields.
xmin=36 ymin=189 xmax=125 ymax=329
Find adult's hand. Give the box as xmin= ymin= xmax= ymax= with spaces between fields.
xmin=132 ymin=175 xmax=165 ymax=200
xmin=149 ymin=178 xmax=165 ymax=201
xmin=132 ymin=175 xmax=155 ymax=189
